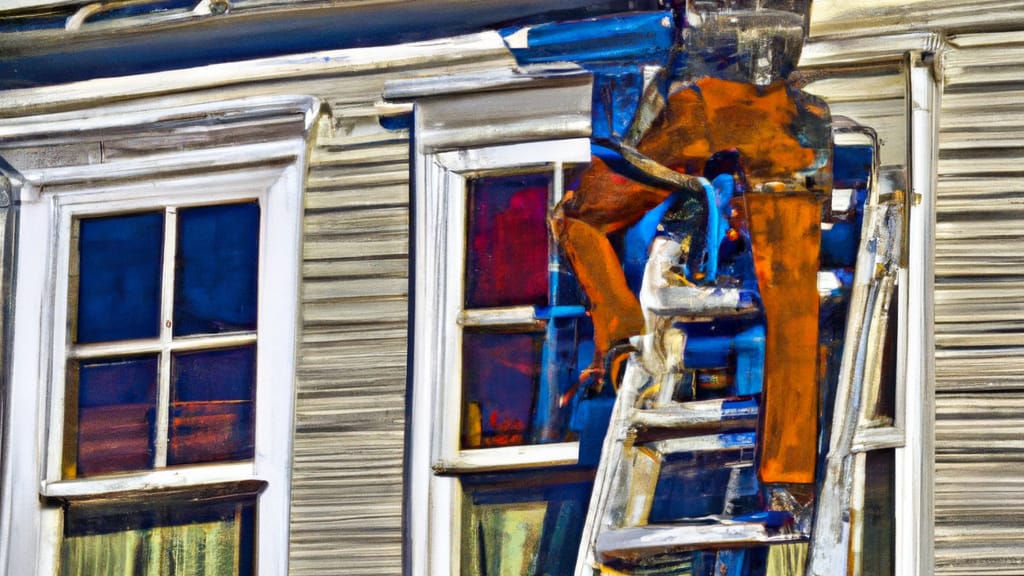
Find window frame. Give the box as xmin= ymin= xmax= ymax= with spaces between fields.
xmin=0 ymin=96 xmax=315 ymax=576
xmin=418 ymin=138 xmax=593 ymax=576
xmin=388 ymin=65 xmax=595 ymax=575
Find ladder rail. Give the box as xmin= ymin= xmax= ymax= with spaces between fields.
xmin=806 ymin=199 xmax=903 ymax=575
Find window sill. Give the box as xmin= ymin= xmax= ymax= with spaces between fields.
xmin=433 ymin=441 xmax=579 ymax=474
xmin=41 ymin=461 xmax=258 ymax=501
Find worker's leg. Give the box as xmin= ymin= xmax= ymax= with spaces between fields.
xmin=553 ymin=156 xmax=672 ymax=371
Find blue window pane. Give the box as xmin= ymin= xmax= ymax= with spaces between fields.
xmin=174 ymin=203 xmax=259 ymax=336
xmin=168 ymin=346 xmax=256 ymax=466
xmin=833 ymin=145 xmax=874 ymax=188
xmin=75 ymin=355 xmax=158 ymax=477
xmin=76 ymin=212 xmax=163 ymax=343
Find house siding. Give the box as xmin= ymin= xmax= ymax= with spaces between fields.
xmin=933 ymin=32 xmax=1024 ymax=576
xmin=290 ymin=127 xmax=411 ymax=575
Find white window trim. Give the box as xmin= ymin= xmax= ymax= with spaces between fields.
xmin=0 ymin=95 xmax=316 ymax=576
xmin=386 ymin=65 xmax=594 ymax=576
xmin=416 ymin=139 xmax=591 ymax=576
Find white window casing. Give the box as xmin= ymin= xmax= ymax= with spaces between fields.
xmin=0 ymin=94 xmax=319 ymax=576
xmin=384 ymin=64 xmax=593 ymax=576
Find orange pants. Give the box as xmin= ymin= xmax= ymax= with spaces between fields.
xmin=553 ymin=76 xmax=829 ymax=483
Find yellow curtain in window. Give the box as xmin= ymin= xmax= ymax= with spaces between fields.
xmin=61 ymin=517 xmax=241 ymax=576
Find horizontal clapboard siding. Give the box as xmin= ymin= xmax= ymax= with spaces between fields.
xmin=292 ymin=127 xmax=410 ymax=576
xmin=933 ymin=32 xmax=1024 ymax=576
xmin=810 ymin=0 xmax=1024 ymax=38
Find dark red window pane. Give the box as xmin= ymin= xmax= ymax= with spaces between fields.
xmin=465 ymin=173 xmax=550 ymax=308
xmin=168 ymin=346 xmax=256 ymax=466
xmin=462 ymin=330 xmax=542 ymax=449
xmin=75 ymin=356 xmax=158 ymax=477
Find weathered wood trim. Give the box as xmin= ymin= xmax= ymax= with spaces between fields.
xmin=896 ymin=52 xmax=939 ymax=576
xmin=801 ymin=32 xmax=946 ymax=68
xmin=0 ymin=32 xmax=510 ymax=118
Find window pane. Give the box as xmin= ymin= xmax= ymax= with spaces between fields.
xmin=466 ymin=174 xmax=550 ymax=308
xmin=168 ymin=346 xmax=256 ymax=466
xmin=463 ymin=317 xmax=592 ymax=449
xmin=62 ymin=497 xmax=255 ymax=576
xmin=174 ymin=203 xmax=259 ymax=336
xmin=74 ymin=356 xmax=158 ymax=478
xmin=861 ymin=449 xmax=895 ymax=576
xmin=833 ymin=145 xmax=873 ymax=188
xmin=461 ymin=471 xmax=592 ymax=576
xmin=76 ymin=212 xmax=163 ymax=343
xmin=462 ymin=331 xmax=542 ymax=449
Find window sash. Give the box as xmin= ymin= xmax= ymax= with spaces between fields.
xmin=47 ymin=185 xmax=269 ymax=489
xmin=435 ymin=159 xmax=590 ymax=473
xmin=64 ymin=203 xmax=260 ymax=478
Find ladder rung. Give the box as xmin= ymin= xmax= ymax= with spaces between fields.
xmin=643 ymin=432 xmax=755 ymax=455
xmin=595 ymin=522 xmax=806 ymax=562
xmin=629 ymin=398 xmax=758 ymax=431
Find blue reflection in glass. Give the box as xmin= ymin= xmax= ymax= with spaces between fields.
xmin=174 ymin=203 xmax=259 ymax=336
xmin=77 ymin=212 xmax=163 ymax=343
xmin=173 ymin=345 xmax=255 ymax=402
xmin=168 ymin=345 xmax=256 ymax=466
xmin=76 ymin=355 xmax=159 ymax=476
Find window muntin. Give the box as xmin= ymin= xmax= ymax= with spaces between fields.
xmin=64 ymin=202 xmax=260 ymax=480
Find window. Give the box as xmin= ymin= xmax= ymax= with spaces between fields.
xmin=418 ymin=141 xmax=595 ymax=575
xmin=433 ymin=159 xmax=591 ymax=473
xmin=398 ymin=43 xmax=939 ymax=574
xmin=59 ymin=202 xmax=260 ymax=573
xmin=1 ymin=95 xmax=315 ymax=575
xmin=386 ymin=65 xmax=596 ymax=575
xmin=800 ymin=38 xmax=941 ymax=575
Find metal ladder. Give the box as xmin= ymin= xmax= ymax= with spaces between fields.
xmin=573 ymin=314 xmax=806 ymax=576
xmin=575 ymin=124 xmax=903 ymax=576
